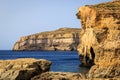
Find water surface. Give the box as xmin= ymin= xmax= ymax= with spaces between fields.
xmin=0 ymin=50 xmax=89 ymax=73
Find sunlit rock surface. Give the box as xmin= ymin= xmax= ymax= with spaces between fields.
xmin=13 ymin=28 xmax=81 ymax=51
xmin=76 ymin=0 xmax=120 ymax=78
xmin=0 ymin=58 xmax=51 ymax=80
xmin=31 ymin=72 xmax=85 ymax=80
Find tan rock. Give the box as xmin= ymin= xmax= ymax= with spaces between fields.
xmin=0 ymin=58 xmax=51 ymax=80
xmin=76 ymin=0 xmax=120 ymax=78
xmin=13 ymin=28 xmax=81 ymax=51
xmin=31 ymin=72 xmax=120 ymax=80
xmin=31 ymin=72 xmax=86 ymax=80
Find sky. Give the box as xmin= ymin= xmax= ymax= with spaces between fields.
xmin=0 ymin=0 xmax=111 ymax=50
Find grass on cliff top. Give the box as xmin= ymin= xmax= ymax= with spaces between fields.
xmin=40 ymin=28 xmax=81 ymax=35
xmin=88 ymin=1 xmax=120 ymax=11
xmin=28 ymin=28 xmax=81 ymax=37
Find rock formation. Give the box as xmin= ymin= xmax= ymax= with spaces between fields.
xmin=76 ymin=0 xmax=120 ymax=78
xmin=0 ymin=58 xmax=51 ymax=80
xmin=31 ymin=72 xmax=85 ymax=80
xmin=13 ymin=28 xmax=81 ymax=51
xmin=0 ymin=58 xmax=119 ymax=80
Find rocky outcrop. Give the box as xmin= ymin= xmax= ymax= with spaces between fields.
xmin=1 ymin=59 xmax=119 ymax=80
xmin=76 ymin=0 xmax=120 ymax=78
xmin=13 ymin=28 xmax=81 ymax=51
xmin=31 ymin=72 xmax=85 ymax=80
xmin=32 ymin=72 xmax=120 ymax=80
xmin=0 ymin=58 xmax=51 ymax=80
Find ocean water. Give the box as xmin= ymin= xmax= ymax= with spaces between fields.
xmin=0 ymin=50 xmax=89 ymax=73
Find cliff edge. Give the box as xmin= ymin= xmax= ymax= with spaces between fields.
xmin=76 ymin=0 xmax=120 ymax=78
xmin=13 ymin=28 xmax=81 ymax=51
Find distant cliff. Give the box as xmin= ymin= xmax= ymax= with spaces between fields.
xmin=76 ymin=0 xmax=120 ymax=78
xmin=13 ymin=28 xmax=81 ymax=51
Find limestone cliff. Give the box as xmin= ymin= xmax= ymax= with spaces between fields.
xmin=13 ymin=28 xmax=81 ymax=51
xmin=76 ymin=0 xmax=120 ymax=78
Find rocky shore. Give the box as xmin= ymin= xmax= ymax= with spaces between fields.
xmin=0 ymin=58 xmax=119 ymax=80
xmin=0 ymin=58 xmax=86 ymax=80
xmin=0 ymin=58 xmax=51 ymax=80
xmin=31 ymin=72 xmax=85 ymax=80
xmin=13 ymin=28 xmax=81 ymax=51
xmin=1 ymin=0 xmax=120 ymax=80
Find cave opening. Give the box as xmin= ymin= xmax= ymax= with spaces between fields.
xmin=90 ymin=47 xmax=95 ymax=60
xmin=70 ymin=48 xmax=74 ymax=51
xmin=54 ymin=48 xmax=58 ymax=51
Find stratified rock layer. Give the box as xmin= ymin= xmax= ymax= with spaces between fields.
xmin=13 ymin=28 xmax=81 ymax=51
xmin=76 ymin=1 xmax=120 ymax=78
xmin=0 ymin=58 xmax=51 ymax=80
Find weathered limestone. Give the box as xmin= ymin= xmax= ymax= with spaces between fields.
xmin=31 ymin=72 xmax=85 ymax=80
xmin=76 ymin=0 xmax=120 ymax=78
xmin=13 ymin=28 xmax=81 ymax=51
xmin=31 ymin=72 xmax=120 ymax=80
xmin=0 ymin=58 xmax=51 ymax=80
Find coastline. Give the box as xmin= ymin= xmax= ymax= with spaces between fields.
xmin=0 ymin=51 xmax=88 ymax=80
xmin=0 ymin=57 xmax=119 ymax=80
xmin=0 ymin=50 xmax=90 ymax=73
xmin=0 ymin=0 xmax=120 ymax=80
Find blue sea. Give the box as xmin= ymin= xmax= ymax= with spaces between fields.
xmin=0 ymin=50 xmax=89 ymax=73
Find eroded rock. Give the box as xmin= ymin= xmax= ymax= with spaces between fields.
xmin=13 ymin=28 xmax=81 ymax=51
xmin=31 ymin=72 xmax=86 ymax=80
xmin=76 ymin=0 xmax=120 ymax=78
xmin=0 ymin=58 xmax=51 ymax=80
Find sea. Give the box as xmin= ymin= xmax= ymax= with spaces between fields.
xmin=0 ymin=50 xmax=89 ymax=74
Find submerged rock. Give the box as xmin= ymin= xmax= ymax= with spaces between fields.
xmin=76 ymin=0 xmax=120 ymax=78
xmin=0 ymin=58 xmax=51 ymax=80
xmin=13 ymin=28 xmax=81 ymax=51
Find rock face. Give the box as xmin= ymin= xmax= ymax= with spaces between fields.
xmin=0 ymin=58 xmax=51 ymax=80
xmin=76 ymin=0 xmax=120 ymax=78
xmin=13 ymin=28 xmax=81 ymax=51
xmin=31 ymin=72 xmax=85 ymax=80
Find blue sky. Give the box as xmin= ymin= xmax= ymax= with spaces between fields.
xmin=0 ymin=0 xmax=111 ymax=50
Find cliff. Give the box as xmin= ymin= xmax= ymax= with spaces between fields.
xmin=76 ymin=0 xmax=120 ymax=78
xmin=13 ymin=28 xmax=81 ymax=51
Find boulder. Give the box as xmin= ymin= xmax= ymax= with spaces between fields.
xmin=0 ymin=58 xmax=51 ymax=80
